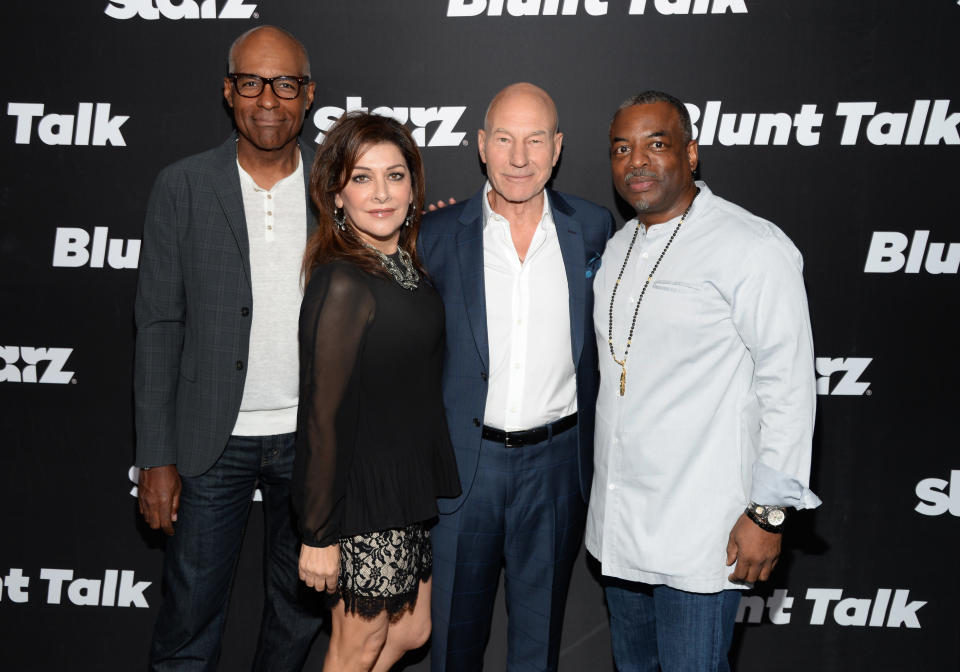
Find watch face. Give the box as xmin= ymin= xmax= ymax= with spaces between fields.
xmin=767 ymin=509 xmax=786 ymax=526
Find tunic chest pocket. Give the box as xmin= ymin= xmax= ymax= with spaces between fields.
xmin=648 ymin=278 xmax=728 ymax=330
xmin=650 ymin=279 xmax=701 ymax=294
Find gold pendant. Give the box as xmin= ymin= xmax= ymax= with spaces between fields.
xmin=619 ymin=364 xmax=626 ymax=396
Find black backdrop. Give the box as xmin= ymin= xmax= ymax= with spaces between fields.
xmin=1 ymin=1 xmax=958 ymax=670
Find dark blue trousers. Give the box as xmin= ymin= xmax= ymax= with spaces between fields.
xmin=431 ymin=428 xmax=585 ymax=672
xmin=603 ymin=579 xmax=741 ymax=672
xmin=149 ymin=433 xmax=324 ymax=671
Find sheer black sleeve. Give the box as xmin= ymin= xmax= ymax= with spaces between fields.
xmin=292 ymin=263 xmax=375 ymax=548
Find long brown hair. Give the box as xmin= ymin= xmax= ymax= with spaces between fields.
xmin=302 ymin=111 xmax=427 ymax=283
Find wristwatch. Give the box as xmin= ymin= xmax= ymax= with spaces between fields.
xmin=745 ymin=502 xmax=787 ymax=533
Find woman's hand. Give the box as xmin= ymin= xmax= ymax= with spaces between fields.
xmin=299 ymin=543 xmax=340 ymax=593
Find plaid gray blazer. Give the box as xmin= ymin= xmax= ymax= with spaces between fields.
xmin=133 ymin=136 xmax=316 ymax=476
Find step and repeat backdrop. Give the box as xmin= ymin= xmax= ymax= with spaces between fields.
xmin=1 ymin=1 xmax=957 ymax=670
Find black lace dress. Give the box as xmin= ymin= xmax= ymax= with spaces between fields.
xmin=292 ymin=258 xmax=461 ymax=617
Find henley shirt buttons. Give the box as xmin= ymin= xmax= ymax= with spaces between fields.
xmin=608 ymin=483 xmax=616 ymax=490
xmin=236 ymin=360 xmax=244 ymax=371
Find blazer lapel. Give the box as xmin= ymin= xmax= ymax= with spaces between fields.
xmin=300 ymin=142 xmax=318 ymax=238
xmin=212 ymin=137 xmax=252 ymax=289
xmin=550 ymin=190 xmax=586 ymax=367
xmin=456 ymin=193 xmax=490 ymax=372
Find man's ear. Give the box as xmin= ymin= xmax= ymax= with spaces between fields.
xmin=223 ymin=77 xmax=234 ymax=108
xmin=477 ymin=129 xmax=487 ymax=164
xmin=687 ymin=140 xmax=699 ymax=173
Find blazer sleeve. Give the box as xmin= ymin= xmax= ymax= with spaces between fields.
xmin=133 ymin=166 xmax=185 ymax=468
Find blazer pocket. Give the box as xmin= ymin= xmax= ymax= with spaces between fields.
xmin=179 ymin=350 xmax=198 ymax=382
xmin=585 ymin=252 xmax=602 ymax=278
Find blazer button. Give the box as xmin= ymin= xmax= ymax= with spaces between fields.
xmin=236 ymin=360 xmax=244 ymax=370
xmin=472 ymin=418 xmax=480 ymax=427
xmin=480 ymin=372 xmax=488 ymax=381
xmin=241 ymin=307 xmax=250 ymax=316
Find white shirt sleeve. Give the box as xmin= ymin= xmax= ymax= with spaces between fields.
xmin=730 ymin=234 xmax=822 ymax=510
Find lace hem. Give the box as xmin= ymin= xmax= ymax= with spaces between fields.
xmin=340 ymin=567 xmax=432 ymax=622
xmin=336 ymin=522 xmax=433 ymax=621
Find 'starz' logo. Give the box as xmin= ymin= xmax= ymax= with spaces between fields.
xmin=0 ymin=347 xmax=75 ymax=384
xmin=314 ymin=97 xmax=467 ymax=148
xmin=815 ymin=357 xmax=871 ymax=396
xmin=128 ymin=466 xmax=262 ymax=501
xmin=915 ymin=470 xmax=960 ymax=517
xmin=104 ymin=0 xmax=257 ymax=20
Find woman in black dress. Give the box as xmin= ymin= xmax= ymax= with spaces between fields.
xmin=293 ymin=111 xmax=460 ymax=671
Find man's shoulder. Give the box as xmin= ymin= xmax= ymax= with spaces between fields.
xmin=549 ymin=189 xmax=613 ymax=224
xmin=154 ymin=138 xmax=234 ymax=184
xmin=420 ymin=192 xmax=479 ymax=238
xmin=701 ymin=186 xmax=801 ymax=261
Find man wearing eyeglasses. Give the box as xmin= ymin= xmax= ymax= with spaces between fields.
xmin=134 ymin=26 xmax=322 ymax=669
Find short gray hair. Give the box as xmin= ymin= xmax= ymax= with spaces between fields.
xmin=617 ymin=90 xmax=692 ymax=143
xmin=227 ymin=26 xmax=311 ymax=77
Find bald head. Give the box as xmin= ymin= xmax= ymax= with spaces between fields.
xmin=484 ymin=82 xmax=559 ymax=134
xmin=478 ymin=82 xmax=563 ymax=208
xmin=228 ymin=25 xmax=310 ymax=77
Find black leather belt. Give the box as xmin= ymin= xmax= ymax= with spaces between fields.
xmin=481 ymin=413 xmax=578 ymax=447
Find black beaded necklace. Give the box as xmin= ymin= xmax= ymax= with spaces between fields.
xmin=607 ymin=188 xmax=699 ymax=396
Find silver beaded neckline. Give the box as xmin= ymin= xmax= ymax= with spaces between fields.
xmin=364 ymin=243 xmax=420 ymax=290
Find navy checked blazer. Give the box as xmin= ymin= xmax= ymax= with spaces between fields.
xmin=417 ymin=188 xmax=613 ymax=513
xmin=134 ymin=136 xmax=316 ymax=476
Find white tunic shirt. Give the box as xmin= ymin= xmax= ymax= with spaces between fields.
xmin=232 ymin=154 xmax=306 ymax=436
xmin=481 ymin=182 xmax=577 ymax=431
xmin=586 ymin=182 xmax=820 ymax=593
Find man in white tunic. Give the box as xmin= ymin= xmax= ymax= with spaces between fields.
xmin=587 ymin=90 xmax=821 ymax=671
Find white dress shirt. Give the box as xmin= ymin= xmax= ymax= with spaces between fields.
xmin=586 ymin=182 xmax=821 ymax=593
xmin=232 ymin=154 xmax=306 ymax=436
xmin=481 ymin=182 xmax=577 ymax=431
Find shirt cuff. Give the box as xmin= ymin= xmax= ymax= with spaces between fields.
xmin=749 ymin=462 xmax=822 ymax=510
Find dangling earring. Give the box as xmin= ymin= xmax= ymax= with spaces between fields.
xmin=404 ymin=205 xmax=413 ymax=227
xmin=333 ymin=208 xmax=346 ymax=231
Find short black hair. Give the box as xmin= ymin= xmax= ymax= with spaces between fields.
xmin=616 ymin=91 xmax=692 ymax=143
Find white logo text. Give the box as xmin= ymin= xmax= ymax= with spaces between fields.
xmin=0 ymin=347 xmax=74 ymax=384
xmin=314 ymin=97 xmax=466 ymax=147
xmin=53 ymin=227 xmax=140 ymax=269
xmin=815 ymin=357 xmax=871 ymax=396
xmin=7 ymin=103 xmax=128 ymax=146
xmin=915 ymin=470 xmax=960 ymax=517
xmin=104 ymin=0 xmax=256 ymax=20
xmin=864 ymin=231 xmax=959 ymax=274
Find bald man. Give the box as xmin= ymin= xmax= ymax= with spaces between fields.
xmin=135 ymin=26 xmax=323 ymax=669
xmin=418 ymin=83 xmax=614 ymax=671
